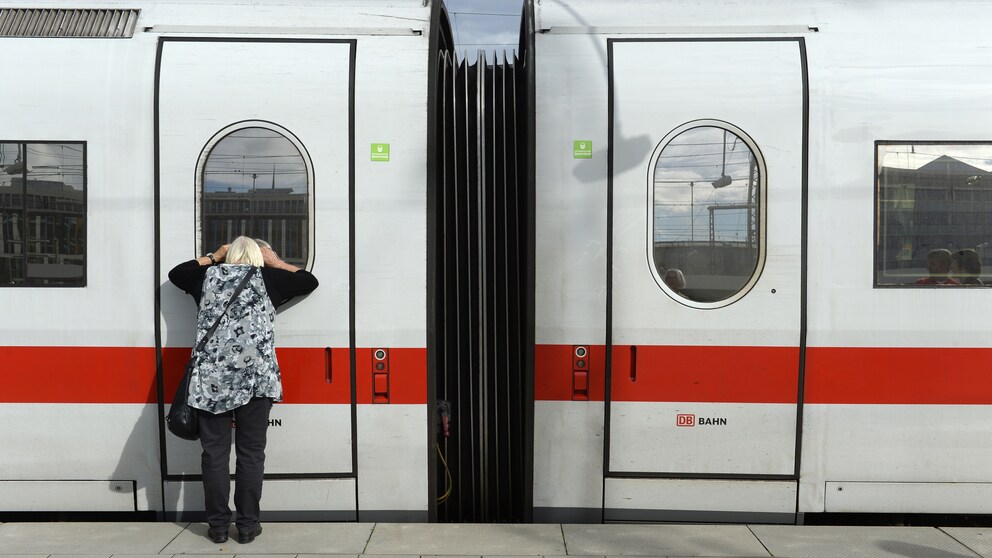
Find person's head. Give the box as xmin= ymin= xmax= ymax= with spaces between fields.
xmin=664 ymin=268 xmax=686 ymax=292
xmin=953 ymin=248 xmax=982 ymax=276
xmin=926 ymin=249 xmax=952 ymax=275
xmin=226 ymin=236 xmax=263 ymax=266
xmin=254 ymin=238 xmax=271 ymax=250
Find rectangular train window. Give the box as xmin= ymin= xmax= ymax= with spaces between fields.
xmin=876 ymin=142 xmax=992 ymax=287
xmin=0 ymin=142 xmax=86 ymax=287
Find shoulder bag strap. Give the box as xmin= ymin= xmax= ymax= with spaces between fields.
xmin=195 ymin=266 xmax=258 ymax=353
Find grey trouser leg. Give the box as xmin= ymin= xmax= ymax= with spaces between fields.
xmin=233 ymin=397 xmax=272 ymax=530
xmin=198 ymin=397 xmax=272 ymax=530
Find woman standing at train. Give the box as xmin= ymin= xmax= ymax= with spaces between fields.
xmin=168 ymin=236 xmax=318 ymax=545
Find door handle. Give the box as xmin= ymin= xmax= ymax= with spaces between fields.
xmin=324 ymin=347 xmax=332 ymax=383
xmin=629 ymin=345 xmax=637 ymax=382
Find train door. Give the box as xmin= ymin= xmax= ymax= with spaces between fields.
xmin=156 ymin=38 xmax=356 ymax=519
xmin=606 ymin=39 xmax=807 ymax=521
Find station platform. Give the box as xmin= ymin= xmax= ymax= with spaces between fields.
xmin=3 ymin=522 xmax=992 ymax=558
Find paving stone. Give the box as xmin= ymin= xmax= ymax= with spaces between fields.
xmin=943 ymin=528 xmax=992 ymax=558
xmin=161 ymin=523 xmax=373 ymax=555
xmin=750 ymin=525 xmax=979 ymax=558
xmin=562 ymin=524 xmax=769 ymax=557
xmin=365 ymin=524 xmax=565 ymax=556
xmin=0 ymin=523 xmax=187 ymax=555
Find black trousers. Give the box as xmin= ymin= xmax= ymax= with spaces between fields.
xmin=198 ymin=397 xmax=272 ymax=530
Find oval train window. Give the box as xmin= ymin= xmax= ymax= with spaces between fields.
xmin=198 ymin=123 xmax=312 ymax=268
xmin=649 ymin=121 xmax=766 ymax=306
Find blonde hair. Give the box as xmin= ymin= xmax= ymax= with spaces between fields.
xmin=226 ymin=236 xmax=263 ymax=267
xmin=254 ymin=238 xmax=271 ymax=250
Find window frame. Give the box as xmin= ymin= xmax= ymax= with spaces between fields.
xmin=646 ymin=119 xmax=767 ymax=309
xmin=0 ymin=139 xmax=87 ymax=288
xmin=194 ymin=120 xmax=315 ymax=270
xmin=874 ymin=139 xmax=992 ymax=288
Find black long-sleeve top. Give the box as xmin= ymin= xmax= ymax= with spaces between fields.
xmin=168 ymin=260 xmax=319 ymax=308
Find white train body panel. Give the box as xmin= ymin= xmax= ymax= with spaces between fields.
xmin=533 ymin=0 xmax=992 ymax=522
xmin=531 ymin=30 xmax=610 ymax=521
xmin=0 ymin=0 xmax=431 ymax=519
xmin=532 ymin=402 xmax=605 ymax=517
xmin=0 ymin=42 xmax=155 ymax=347
xmin=1 ymin=404 xmax=161 ymax=511
xmin=605 ymin=479 xmax=797 ymax=522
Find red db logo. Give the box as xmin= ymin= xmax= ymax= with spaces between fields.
xmin=677 ymin=414 xmax=695 ymax=427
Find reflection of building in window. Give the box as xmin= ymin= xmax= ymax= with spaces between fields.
xmin=0 ymin=142 xmax=86 ymax=287
xmin=202 ymin=187 xmax=308 ymax=267
xmin=652 ymin=125 xmax=761 ymax=303
xmin=877 ymin=149 xmax=992 ymax=286
xmin=199 ymin=126 xmax=310 ymax=267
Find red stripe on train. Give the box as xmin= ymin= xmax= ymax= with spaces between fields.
xmin=536 ymin=344 xmax=992 ymax=404
xmin=0 ymin=346 xmax=426 ymax=404
xmin=6 ymin=345 xmax=991 ymax=405
xmin=610 ymin=345 xmax=800 ymax=403
xmin=1 ymin=346 xmax=158 ymax=403
xmin=535 ymin=344 xmax=798 ymax=403
xmin=804 ymin=346 xmax=992 ymax=404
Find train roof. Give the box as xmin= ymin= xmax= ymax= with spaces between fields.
xmin=533 ymin=0 xmax=988 ymax=35
xmin=0 ymin=1 xmax=436 ymax=37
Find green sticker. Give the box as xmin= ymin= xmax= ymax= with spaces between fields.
xmin=371 ymin=143 xmax=390 ymax=162
xmin=573 ymin=140 xmax=592 ymax=159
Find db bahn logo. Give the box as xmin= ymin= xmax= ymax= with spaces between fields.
xmin=677 ymin=414 xmax=728 ymax=427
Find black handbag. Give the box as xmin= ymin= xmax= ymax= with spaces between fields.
xmin=167 ymin=267 xmax=257 ymax=440
xmin=167 ymin=359 xmax=201 ymax=440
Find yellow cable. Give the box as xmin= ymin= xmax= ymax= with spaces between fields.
xmin=436 ymin=442 xmax=453 ymax=504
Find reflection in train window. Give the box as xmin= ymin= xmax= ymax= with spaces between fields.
xmin=0 ymin=142 xmax=86 ymax=287
xmin=200 ymin=126 xmax=310 ymax=267
xmin=876 ymin=142 xmax=992 ymax=287
xmin=650 ymin=123 xmax=764 ymax=305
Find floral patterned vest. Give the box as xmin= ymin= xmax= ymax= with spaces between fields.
xmin=188 ymin=264 xmax=282 ymax=414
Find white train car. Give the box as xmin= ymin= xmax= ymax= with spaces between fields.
xmin=531 ymin=0 xmax=992 ymax=523
xmin=0 ymin=0 xmax=445 ymax=521
xmin=5 ymin=0 xmax=992 ymax=525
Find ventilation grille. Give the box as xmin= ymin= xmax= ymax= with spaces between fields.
xmin=0 ymin=9 xmax=139 ymax=38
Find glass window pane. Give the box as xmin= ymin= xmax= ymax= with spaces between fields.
xmin=652 ymin=125 xmax=761 ymax=303
xmin=876 ymin=143 xmax=992 ymax=287
xmin=0 ymin=142 xmax=85 ymax=287
xmin=201 ymin=127 xmax=310 ymax=266
xmin=0 ymin=142 xmax=21 ymax=285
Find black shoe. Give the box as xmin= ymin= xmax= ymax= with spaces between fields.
xmin=237 ymin=524 xmax=262 ymax=544
xmin=207 ymin=527 xmax=229 ymax=544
